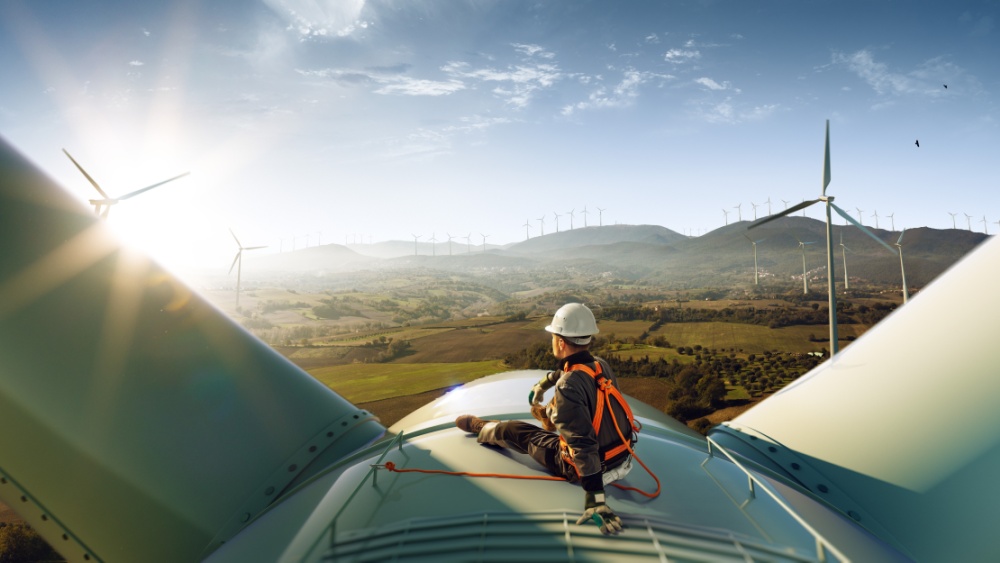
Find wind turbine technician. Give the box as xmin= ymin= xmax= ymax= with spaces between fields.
xmin=456 ymin=303 xmax=638 ymax=535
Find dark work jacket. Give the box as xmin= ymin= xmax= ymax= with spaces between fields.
xmin=546 ymin=350 xmax=633 ymax=492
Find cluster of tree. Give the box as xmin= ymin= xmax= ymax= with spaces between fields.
xmin=601 ymin=301 xmax=896 ymax=331
xmin=313 ymin=298 xmax=363 ymax=320
xmin=0 ymin=523 xmax=61 ymax=563
xmin=257 ymin=299 xmax=310 ymax=314
xmin=359 ymin=337 xmax=413 ymax=363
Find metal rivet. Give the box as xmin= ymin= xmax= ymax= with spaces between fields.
xmin=62 ymin=534 xmax=68 ymax=541
xmin=309 ymin=446 xmax=317 ymax=453
xmin=20 ymin=496 xmax=27 ymax=502
xmin=791 ymin=463 xmax=800 ymax=470
xmin=341 ymin=421 xmax=348 ymax=427
xmin=848 ymin=511 xmax=861 ymax=521
xmin=41 ymin=515 xmax=48 ymax=521
xmin=327 ymin=431 xmax=334 ymax=438
xmin=0 ymin=477 xmax=6 ymax=484
xmin=241 ymin=513 xmax=251 ymax=523
xmin=817 ymin=484 xmax=829 ymax=493
xmin=265 ymin=486 xmax=275 ymax=496
xmin=288 ymin=464 xmax=297 ymax=472
xmin=767 ymin=446 xmax=777 ymax=452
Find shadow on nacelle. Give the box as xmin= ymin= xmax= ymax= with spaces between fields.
xmin=2 ymin=135 xmax=995 ymax=561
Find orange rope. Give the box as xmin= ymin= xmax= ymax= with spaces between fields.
xmin=383 ymin=461 xmax=567 ymax=481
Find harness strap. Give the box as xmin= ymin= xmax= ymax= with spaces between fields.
xmin=558 ymin=360 xmax=638 ymax=465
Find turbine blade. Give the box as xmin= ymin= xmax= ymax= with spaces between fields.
xmin=62 ymin=148 xmax=110 ymax=198
xmin=748 ymin=199 xmax=820 ymax=230
xmin=897 ymin=228 xmax=906 ymax=246
xmin=101 ymin=206 xmax=110 ymax=219
xmin=822 ymin=120 xmax=831 ymax=195
xmin=118 ymin=172 xmax=190 ymax=200
xmin=245 ymin=245 xmax=267 ymax=251
xmin=229 ymin=228 xmax=242 ymax=248
xmin=831 ymin=203 xmax=897 ymax=254
xmin=229 ymin=251 xmax=241 ymax=275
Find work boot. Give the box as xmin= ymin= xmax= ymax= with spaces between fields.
xmin=455 ymin=414 xmax=491 ymax=435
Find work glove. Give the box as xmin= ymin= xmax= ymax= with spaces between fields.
xmin=527 ymin=371 xmax=558 ymax=405
xmin=575 ymin=490 xmax=624 ymax=535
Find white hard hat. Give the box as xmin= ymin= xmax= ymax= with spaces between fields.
xmin=545 ymin=303 xmax=599 ymax=343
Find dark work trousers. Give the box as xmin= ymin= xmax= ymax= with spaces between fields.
xmin=478 ymin=420 xmax=580 ymax=483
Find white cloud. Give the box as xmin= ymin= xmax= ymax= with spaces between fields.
xmin=129 ymin=60 xmax=145 ymax=67
xmin=562 ymin=69 xmax=672 ymax=115
xmin=442 ymin=58 xmax=563 ymax=109
xmin=695 ymin=77 xmax=729 ymax=91
xmin=263 ymin=0 xmax=370 ymax=39
xmin=664 ymin=48 xmax=700 ymax=63
xmin=374 ymin=77 xmax=466 ymax=96
xmin=295 ymin=67 xmax=465 ymax=96
xmin=512 ymin=43 xmax=555 ymax=59
xmin=833 ymin=49 xmax=972 ymax=98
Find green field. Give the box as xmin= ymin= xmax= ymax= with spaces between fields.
xmin=308 ymin=360 xmax=508 ymax=403
xmin=650 ymin=322 xmax=866 ymax=353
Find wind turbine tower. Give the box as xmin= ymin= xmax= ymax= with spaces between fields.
xmin=965 ymin=213 xmax=973 ymax=231
xmin=582 ymin=206 xmax=589 ymax=227
xmin=228 ymin=228 xmax=266 ymax=308
xmin=567 ymin=208 xmax=575 ymax=229
xmin=797 ymin=238 xmax=816 ymax=295
xmin=537 ymin=216 xmax=546 ymax=236
xmin=872 ymin=210 xmax=879 ymax=229
xmin=429 ymin=233 xmax=438 ymax=256
xmin=855 ymin=207 xmax=864 ymax=226
xmin=522 ymin=220 xmax=531 ymax=241
xmin=553 ymin=212 xmax=560 ymax=233
xmin=896 ymin=229 xmax=909 ymax=303
xmin=411 ymin=234 xmax=421 ymax=256
xmin=446 ymin=233 xmax=454 ymax=256
xmin=734 ymin=203 xmax=742 ymax=222
xmin=722 ymin=208 xmax=730 ymax=225
xmin=464 ymin=233 xmax=472 ymax=254
xmin=948 ymin=212 xmax=957 ymax=229
xmin=743 ymin=234 xmax=764 ymax=286
xmin=887 ymin=213 xmax=895 ymax=231
xmin=982 ymin=216 xmax=989 ymax=235
xmin=480 ymin=233 xmax=490 ymax=253
xmin=840 ymin=232 xmax=851 ymax=291
xmin=597 ymin=207 xmax=606 ymax=226
xmin=751 ymin=202 xmax=759 ymax=220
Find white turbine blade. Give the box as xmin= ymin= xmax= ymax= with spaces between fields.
xmin=822 ymin=120 xmax=831 ymax=195
xmin=748 ymin=198 xmax=820 ymax=230
xmin=897 ymin=228 xmax=906 ymax=246
xmin=62 ymin=148 xmax=110 ymax=198
xmin=831 ymin=203 xmax=897 ymax=254
xmin=228 ymin=251 xmax=241 ymax=275
xmin=118 ymin=172 xmax=190 ymax=200
xmin=245 ymin=245 xmax=267 ymax=251
xmin=229 ymin=228 xmax=242 ymax=248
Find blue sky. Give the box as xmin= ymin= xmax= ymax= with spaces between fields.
xmin=1 ymin=0 xmax=997 ymax=276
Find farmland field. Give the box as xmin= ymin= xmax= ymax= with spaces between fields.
xmin=308 ymin=360 xmax=508 ymax=403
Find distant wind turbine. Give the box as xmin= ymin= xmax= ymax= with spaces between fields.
xmin=582 ymin=206 xmax=589 ymax=227
xmin=597 ymin=207 xmax=606 ymax=226
xmin=523 ymin=219 xmax=531 ymax=241
xmin=855 ymin=207 xmax=864 ymax=226
xmin=553 ymin=212 xmax=561 ymax=233
xmin=751 ymin=201 xmax=760 ymax=220
xmin=464 ymin=233 xmax=472 ymax=254
xmin=896 ymin=229 xmax=909 ymax=304
xmin=766 ymin=197 xmax=772 ymax=216
xmin=62 ymin=148 xmax=189 ymax=219
xmin=228 ymin=228 xmax=266 ymax=308
xmin=722 ymin=208 xmax=730 ymax=226
xmin=446 ymin=233 xmax=454 ymax=256
xmin=981 ymin=216 xmax=988 ymax=235
xmin=480 ymin=233 xmax=490 ymax=253
xmin=734 ymin=203 xmax=742 ymax=222
xmin=748 ymin=120 xmax=897 ymax=355
xmin=796 ymin=237 xmax=817 ymax=294
xmin=840 ymin=232 xmax=852 ymax=291
xmin=429 ymin=233 xmax=438 ymax=256
xmin=411 ymin=234 xmax=421 ymax=256
xmin=567 ymin=208 xmax=576 ymax=229
xmin=948 ymin=212 xmax=957 ymax=229
xmin=743 ymin=234 xmax=765 ymax=286
xmin=964 ymin=213 xmax=973 ymax=231
xmin=781 ymin=199 xmax=790 ymax=210
xmin=872 ymin=210 xmax=879 ymax=229
xmin=887 ymin=212 xmax=895 ymax=232
xmin=537 ymin=215 xmax=546 ymax=236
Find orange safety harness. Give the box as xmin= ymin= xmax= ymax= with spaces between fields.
xmin=383 ymin=362 xmax=661 ymax=499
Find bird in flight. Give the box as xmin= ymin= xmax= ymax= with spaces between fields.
xmin=943 ymin=84 xmax=948 ymax=89
xmin=915 ymin=139 xmax=920 ymax=147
